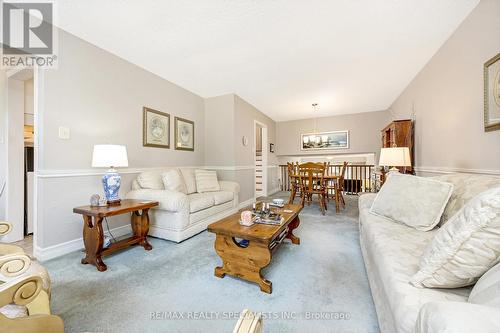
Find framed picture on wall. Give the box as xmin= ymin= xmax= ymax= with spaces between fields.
xmin=174 ymin=117 xmax=195 ymax=151
xmin=484 ymin=53 xmax=500 ymax=132
xmin=143 ymin=107 xmax=170 ymax=148
xmin=300 ymin=130 xmax=349 ymax=150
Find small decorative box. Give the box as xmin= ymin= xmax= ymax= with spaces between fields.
xmin=240 ymin=210 xmax=254 ymax=226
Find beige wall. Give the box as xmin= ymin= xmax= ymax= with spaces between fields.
xmin=276 ymin=110 xmax=390 ymax=162
xmin=204 ymin=94 xmax=235 ymax=166
xmin=204 ymin=94 xmax=279 ymax=202
xmin=390 ymin=0 xmax=500 ymax=174
xmin=24 ymin=79 xmax=34 ymax=125
xmin=41 ymin=30 xmax=205 ymax=171
xmin=36 ymin=29 xmax=206 ymax=250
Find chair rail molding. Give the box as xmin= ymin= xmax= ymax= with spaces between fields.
xmin=36 ymin=165 xmax=278 ymax=178
xmin=414 ymin=166 xmax=500 ymax=176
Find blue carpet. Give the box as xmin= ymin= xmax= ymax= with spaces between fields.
xmin=44 ymin=193 xmax=379 ymax=333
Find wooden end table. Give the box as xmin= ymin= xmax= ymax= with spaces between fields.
xmin=207 ymin=204 xmax=302 ymax=294
xmin=73 ymin=199 xmax=158 ymax=272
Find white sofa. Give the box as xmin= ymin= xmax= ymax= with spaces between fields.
xmin=126 ymin=168 xmax=240 ymax=242
xmin=359 ymin=173 xmax=500 ymax=333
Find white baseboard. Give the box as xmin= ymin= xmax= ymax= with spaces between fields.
xmin=414 ymin=166 xmax=500 ymax=176
xmin=34 ymin=224 xmax=132 ymax=262
xmin=238 ymin=197 xmax=256 ymax=209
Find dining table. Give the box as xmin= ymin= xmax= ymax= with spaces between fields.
xmin=288 ymin=173 xmax=341 ymax=211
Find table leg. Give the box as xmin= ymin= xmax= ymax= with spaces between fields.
xmin=213 ymin=234 xmax=273 ymax=294
xmin=286 ymin=216 xmax=301 ymax=245
xmin=131 ymin=209 xmax=153 ymax=251
xmin=81 ymin=215 xmax=107 ymax=272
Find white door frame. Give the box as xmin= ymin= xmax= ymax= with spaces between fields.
xmin=5 ymin=68 xmax=35 ymax=243
xmin=254 ymin=120 xmax=267 ymax=197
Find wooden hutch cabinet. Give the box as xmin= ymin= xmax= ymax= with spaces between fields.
xmin=381 ymin=119 xmax=414 ymax=174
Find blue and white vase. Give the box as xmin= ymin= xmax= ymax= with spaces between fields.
xmin=102 ymin=168 xmax=121 ymax=203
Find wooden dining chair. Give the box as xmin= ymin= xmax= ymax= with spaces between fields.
xmin=332 ymin=162 xmax=348 ymax=213
xmin=297 ymin=162 xmax=327 ymax=215
xmin=287 ymin=162 xmax=300 ymax=204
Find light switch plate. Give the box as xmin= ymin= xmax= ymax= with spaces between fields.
xmin=58 ymin=126 xmax=70 ymax=140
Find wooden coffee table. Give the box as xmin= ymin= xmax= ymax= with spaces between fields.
xmin=207 ymin=204 xmax=302 ymax=294
xmin=73 ymin=199 xmax=158 ymax=272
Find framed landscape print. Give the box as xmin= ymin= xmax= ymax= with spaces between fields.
xmin=175 ymin=117 xmax=194 ymax=151
xmin=484 ymin=53 xmax=500 ymax=132
xmin=300 ymin=130 xmax=349 ymax=150
xmin=143 ymin=107 xmax=170 ymax=148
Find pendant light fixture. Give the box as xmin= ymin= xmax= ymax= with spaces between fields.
xmin=303 ymin=103 xmax=322 ymax=146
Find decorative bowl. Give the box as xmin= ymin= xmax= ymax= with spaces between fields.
xmin=272 ymin=198 xmax=285 ymax=205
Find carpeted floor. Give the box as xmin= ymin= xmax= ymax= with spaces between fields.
xmin=44 ymin=192 xmax=379 ymax=333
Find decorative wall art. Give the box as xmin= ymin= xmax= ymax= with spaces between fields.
xmin=175 ymin=117 xmax=195 ymax=151
xmin=484 ymin=53 xmax=500 ymax=132
xmin=143 ymin=107 xmax=170 ymax=148
xmin=300 ymin=130 xmax=349 ymax=150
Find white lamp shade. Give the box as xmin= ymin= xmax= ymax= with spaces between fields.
xmin=379 ymin=147 xmax=411 ymax=167
xmin=92 ymin=145 xmax=129 ymax=168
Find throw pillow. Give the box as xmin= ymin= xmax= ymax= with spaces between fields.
xmin=137 ymin=171 xmax=164 ymax=190
xmin=195 ymin=169 xmax=220 ymax=193
xmin=433 ymin=174 xmax=500 ymax=226
xmin=410 ymin=187 xmax=500 ymax=288
xmin=161 ymin=169 xmax=188 ymax=194
xmin=369 ymin=173 xmax=453 ymax=231
xmin=469 ymin=261 xmax=500 ymax=307
xmin=180 ymin=169 xmax=197 ymax=194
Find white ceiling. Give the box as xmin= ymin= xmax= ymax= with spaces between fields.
xmin=55 ymin=0 xmax=479 ymax=121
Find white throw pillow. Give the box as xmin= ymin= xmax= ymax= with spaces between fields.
xmin=195 ymin=169 xmax=220 ymax=193
xmin=137 ymin=171 xmax=164 ymax=190
xmin=411 ymin=187 xmax=500 ymax=288
xmin=180 ymin=169 xmax=197 ymax=194
xmin=370 ymin=173 xmax=453 ymax=231
xmin=161 ymin=169 xmax=188 ymax=194
xmin=469 ymin=261 xmax=500 ymax=307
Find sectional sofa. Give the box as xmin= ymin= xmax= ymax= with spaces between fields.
xmin=359 ymin=173 xmax=500 ymax=333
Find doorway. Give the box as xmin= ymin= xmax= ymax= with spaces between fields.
xmin=254 ymin=121 xmax=267 ymax=198
xmin=5 ymin=68 xmax=35 ymax=252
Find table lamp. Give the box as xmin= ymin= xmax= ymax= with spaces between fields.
xmin=92 ymin=145 xmax=129 ymax=205
xmin=379 ymin=147 xmax=411 ymax=172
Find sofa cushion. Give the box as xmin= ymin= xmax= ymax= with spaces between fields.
xmin=137 ymin=171 xmax=164 ymax=190
xmin=415 ymin=301 xmax=500 ymax=333
xmin=411 ymin=187 xmax=500 ymax=288
xmin=212 ymin=191 xmax=234 ymax=205
xmin=433 ymin=174 xmax=500 ymax=225
xmin=195 ymin=170 xmax=220 ymax=193
xmin=370 ymin=173 xmax=453 ymax=231
xmin=359 ymin=195 xmax=471 ymax=333
xmin=188 ymin=193 xmax=215 ymax=213
xmin=180 ymin=169 xmax=197 ymax=194
xmin=161 ymin=169 xmax=187 ymax=194
xmin=469 ymin=261 xmax=500 ymax=307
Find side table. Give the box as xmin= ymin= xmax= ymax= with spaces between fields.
xmin=73 ymin=199 xmax=158 ymax=272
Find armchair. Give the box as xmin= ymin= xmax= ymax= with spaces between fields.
xmin=0 ymin=274 xmax=64 ymax=333
xmin=0 ymin=221 xmax=53 ymax=325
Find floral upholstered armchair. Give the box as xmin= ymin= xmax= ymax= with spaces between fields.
xmin=0 ymin=221 xmax=64 ymax=333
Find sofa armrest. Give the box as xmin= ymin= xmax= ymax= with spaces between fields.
xmin=415 ymin=301 xmax=500 ymax=333
xmin=126 ymin=189 xmax=189 ymax=213
xmin=219 ymin=181 xmax=240 ymax=193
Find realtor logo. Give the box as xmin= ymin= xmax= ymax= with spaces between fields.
xmin=1 ymin=1 xmax=57 ymax=68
